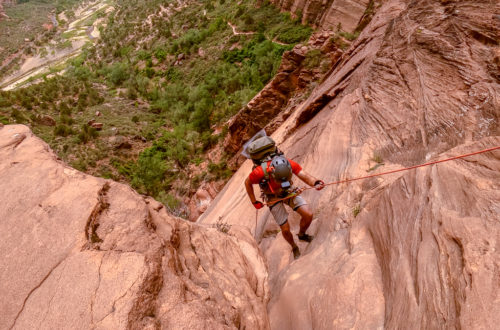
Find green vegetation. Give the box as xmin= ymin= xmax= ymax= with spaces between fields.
xmin=0 ymin=0 xmax=313 ymax=216
xmin=372 ymin=153 xmax=383 ymax=164
xmin=0 ymin=0 xmax=82 ymax=77
xmin=215 ymin=218 xmax=231 ymax=234
xmin=303 ymin=49 xmax=322 ymax=69
xmin=353 ymin=204 xmax=361 ymax=217
xmin=367 ymin=152 xmax=384 ymax=172
xmin=338 ymin=30 xmax=359 ymax=41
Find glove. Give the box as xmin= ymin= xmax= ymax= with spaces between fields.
xmin=253 ymin=201 xmax=264 ymax=209
xmin=314 ymin=180 xmax=325 ymax=191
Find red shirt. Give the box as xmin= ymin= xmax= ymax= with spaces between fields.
xmin=249 ymin=159 xmax=302 ymax=193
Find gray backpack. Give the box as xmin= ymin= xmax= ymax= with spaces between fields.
xmin=246 ymin=136 xmax=276 ymax=161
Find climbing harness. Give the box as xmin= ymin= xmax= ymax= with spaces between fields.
xmin=264 ymin=145 xmax=500 ymax=206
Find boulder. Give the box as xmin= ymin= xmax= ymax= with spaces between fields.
xmin=109 ymin=135 xmax=132 ymax=150
xmin=90 ymin=122 xmax=103 ymax=130
xmin=188 ymin=183 xmax=220 ymax=222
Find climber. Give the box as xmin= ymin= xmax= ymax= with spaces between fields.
xmin=244 ymin=136 xmax=325 ymax=259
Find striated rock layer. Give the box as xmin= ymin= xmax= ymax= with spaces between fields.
xmin=200 ymin=0 xmax=500 ymax=329
xmin=270 ymin=0 xmax=370 ymax=32
xmin=0 ymin=125 xmax=269 ymax=329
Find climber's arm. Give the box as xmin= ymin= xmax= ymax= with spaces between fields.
xmin=245 ymin=177 xmax=257 ymax=203
xmin=296 ymin=170 xmax=325 ymax=190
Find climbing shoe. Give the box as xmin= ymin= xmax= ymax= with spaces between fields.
xmin=297 ymin=233 xmax=314 ymax=243
xmin=292 ymin=246 xmax=301 ymax=260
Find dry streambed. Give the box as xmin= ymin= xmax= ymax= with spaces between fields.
xmin=0 ymin=0 xmax=114 ymax=91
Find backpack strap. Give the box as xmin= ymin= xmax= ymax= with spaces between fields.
xmin=260 ymin=159 xmax=278 ymax=194
xmin=261 ymin=162 xmax=269 ymax=180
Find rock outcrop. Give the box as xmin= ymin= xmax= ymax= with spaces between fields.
xmin=200 ymin=0 xmax=500 ymax=328
xmin=270 ymin=0 xmax=371 ymax=32
xmin=188 ymin=183 xmax=220 ymax=222
xmin=0 ymin=125 xmax=269 ymax=329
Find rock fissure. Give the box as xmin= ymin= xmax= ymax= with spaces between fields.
xmin=97 ymin=275 xmax=142 ymax=325
xmin=90 ymin=253 xmax=106 ymax=326
xmin=84 ymin=182 xmax=111 ymax=250
xmin=9 ymin=257 xmax=66 ymax=330
xmin=126 ymin=252 xmax=163 ymax=330
xmin=38 ymin=257 xmax=71 ymax=327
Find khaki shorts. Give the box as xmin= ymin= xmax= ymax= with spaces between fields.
xmin=268 ymin=195 xmax=307 ymax=226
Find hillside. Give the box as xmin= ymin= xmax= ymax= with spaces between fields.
xmin=1 ymin=0 xmax=499 ymax=329
xmin=1 ymin=0 xmax=347 ymax=218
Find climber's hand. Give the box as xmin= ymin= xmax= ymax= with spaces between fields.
xmin=314 ymin=180 xmax=325 ymax=191
xmin=253 ymin=201 xmax=264 ymax=209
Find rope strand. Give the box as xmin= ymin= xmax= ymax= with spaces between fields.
xmin=264 ymin=145 xmax=500 ymax=206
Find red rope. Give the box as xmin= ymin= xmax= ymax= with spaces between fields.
xmin=265 ymin=145 xmax=500 ymax=206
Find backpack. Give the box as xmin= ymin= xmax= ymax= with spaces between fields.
xmin=247 ymin=136 xmax=276 ymax=161
xmin=247 ymin=137 xmax=291 ymax=193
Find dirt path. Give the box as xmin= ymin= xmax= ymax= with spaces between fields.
xmin=227 ymin=21 xmax=255 ymax=36
xmin=227 ymin=20 xmax=293 ymax=46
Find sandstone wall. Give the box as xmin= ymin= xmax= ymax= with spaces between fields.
xmin=200 ymin=0 xmax=500 ymax=328
xmin=0 ymin=125 xmax=270 ymax=329
xmin=270 ymin=0 xmax=370 ymax=32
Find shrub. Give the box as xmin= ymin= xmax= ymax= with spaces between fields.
xmin=157 ymin=191 xmax=181 ymax=212
xmin=131 ymin=151 xmax=168 ymax=195
xmin=154 ymin=48 xmax=167 ymax=62
xmin=339 ymin=30 xmax=360 ymax=41
xmin=108 ymin=62 xmax=130 ymax=86
xmin=77 ymin=124 xmax=98 ymax=143
xmin=303 ymin=49 xmax=322 ymax=69
xmin=11 ymin=109 xmax=27 ymax=123
xmin=353 ymin=204 xmax=361 ymax=217
xmin=0 ymin=115 xmax=9 ymax=124
xmin=276 ymin=25 xmax=312 ymax=43
xmin=60 ymin=114 xmax=74 ymax=125
xmin=54 ymin=124 xmax=73 ymax=137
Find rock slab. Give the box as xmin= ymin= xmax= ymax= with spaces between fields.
xmin=0 ymin=124 xmax=270 ymax=330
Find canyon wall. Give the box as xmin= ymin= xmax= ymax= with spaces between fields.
xmin=200 ymin=0 xmax=500 ymax=328
xmin=270 ymin=0 xmax=371 ymax=32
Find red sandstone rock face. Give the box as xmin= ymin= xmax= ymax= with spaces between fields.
xmin=0 ymin=125 xmax=269 ymax=329
xmin=270 ymin=0 xmax=370 ymax=31
xmin=188 ymin=183 xmax=220 ymax=221
xmin=200 ymin=0 xmax=500 ymax=328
